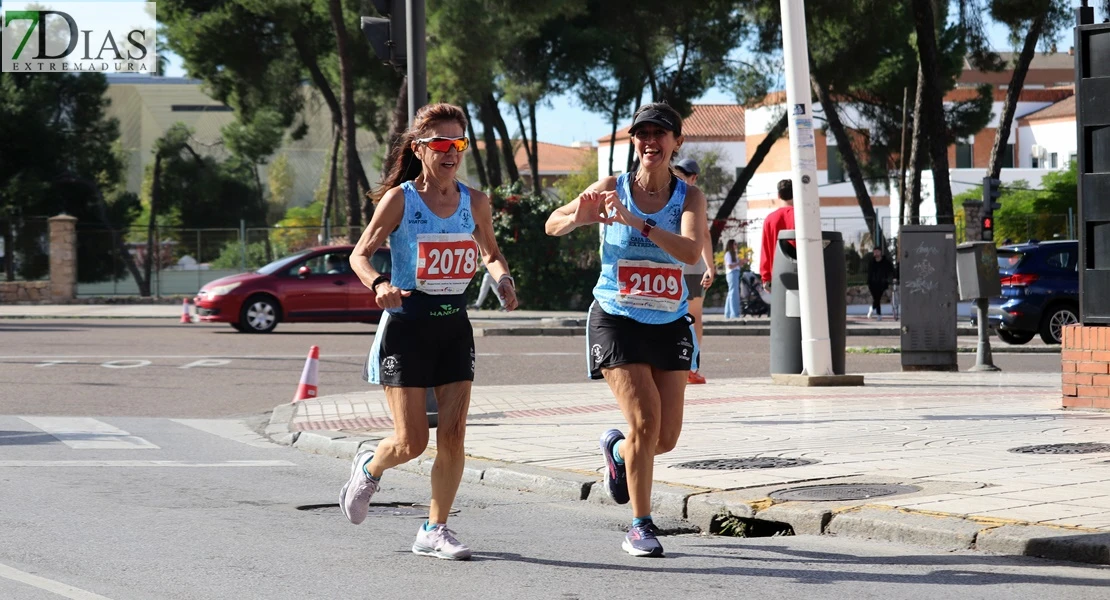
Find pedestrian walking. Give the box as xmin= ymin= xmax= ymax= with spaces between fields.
xmin=866 ymin=246 xmax=894 ymax=320
xmin=674 ymin=158 xmax=715 ymax=384
xmin=471 ymin=264 xmax=505 ymax=310
xmin=723 ymin=239 xmax=742 ymax=319
xmin=759 ymin=179 xmax=795 ymax=291
xmin=342 ymin=103 xmax=518 ymax=560
xmin=545 ymin=102 xmax=708 ymax=557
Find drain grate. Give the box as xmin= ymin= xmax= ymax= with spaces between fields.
xmin=296 ymin=502 xmax=427 ymax=517
xmin=673 ymin=457 xmax=818 ymax=471
xmin=769 ymin=483 xmax=920 ymax=502
xmin=1009 ymin=442 xmax=1110 ymax=455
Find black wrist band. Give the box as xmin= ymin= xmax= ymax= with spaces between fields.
xmin=370 ymin=274 xmax=391 ymax=292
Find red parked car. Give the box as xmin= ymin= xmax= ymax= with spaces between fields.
xmin=194 ymin=245 xmax=391 ymax=333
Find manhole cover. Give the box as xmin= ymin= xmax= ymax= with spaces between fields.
xmin=769 ymin=483 xmax=921 ymax=502
xmin=295 ymin=502 xmax=427 ymax=517
xmin=1009 ymin=443 xmax=1110 ymax=455
xmin=674 ymin=457 xmax=818 ymax=470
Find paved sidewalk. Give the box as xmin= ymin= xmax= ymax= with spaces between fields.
xmin=272 ymin=371 xmax=1110 ymax=564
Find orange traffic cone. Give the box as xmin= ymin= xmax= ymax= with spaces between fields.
xmin=180 ymin=298 xmax=192 ymax=324
xmin=292 ymin=345 xmax=320 ymax=402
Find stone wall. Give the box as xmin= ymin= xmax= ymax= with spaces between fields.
xmin=0 ymin=281 xmax=50 ymax=303
xmin=1061 ymin=324 xmax=1110 ymax=411
xmin=846 ymin=284 xmax=891 ymax=306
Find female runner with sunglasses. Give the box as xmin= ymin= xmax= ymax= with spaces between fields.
xmin=340 ymin=103 xmax=518 ymax=560
xmin=545 ymin=102 xmax=707 ymax=558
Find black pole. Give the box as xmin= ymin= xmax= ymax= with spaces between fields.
xmin=406 ymin=0 xmax=427 ymax=124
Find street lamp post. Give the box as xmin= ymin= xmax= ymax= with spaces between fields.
xmin=780 ymin=0 xmax=834 ymax=377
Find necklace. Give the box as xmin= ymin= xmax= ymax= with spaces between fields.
xmin=635 ymin=175 xmax=667 ymax=196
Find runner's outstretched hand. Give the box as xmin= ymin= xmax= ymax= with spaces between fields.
xmin=573 ymin=191 xmax=613 ymax=226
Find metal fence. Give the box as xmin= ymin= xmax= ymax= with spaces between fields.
xmin=67 ymin=212 xmax=1078 ymax=297
xmin=74 ymin=224 xmax=362 ymax=297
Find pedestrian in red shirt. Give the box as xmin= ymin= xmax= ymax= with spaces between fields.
xmin=759 ymin=179 xmax=794 ymax=291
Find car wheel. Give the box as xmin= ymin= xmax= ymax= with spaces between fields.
xmin=997 ymin=329 xmax=1034 ymax=345
xmin=1039 ymin=304 xmax=1078 ymax=345
xmin=239 ymin=295 xmax=280 ymax=333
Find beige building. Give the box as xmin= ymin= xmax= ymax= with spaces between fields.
xmin=103 ymin=75 xmax=382 ymax=208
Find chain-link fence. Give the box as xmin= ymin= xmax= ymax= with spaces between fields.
xmin=74 ymin=224 xmax=363 ymax=297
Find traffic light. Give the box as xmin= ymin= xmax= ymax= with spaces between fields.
xmin=981 ymin=176 xmax=1001 ymax=242
xmin=362 ymin=0 xmax=406 ymax=68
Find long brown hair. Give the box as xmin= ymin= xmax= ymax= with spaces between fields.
xmin=371 ymin=103 xmax=468 ymax=203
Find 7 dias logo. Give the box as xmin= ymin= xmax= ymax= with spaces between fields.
xmin=2 ymin=3 xmax=157 ymax=73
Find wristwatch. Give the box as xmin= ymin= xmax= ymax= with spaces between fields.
xmin=641 ymin=218 xmax=656 ymax=238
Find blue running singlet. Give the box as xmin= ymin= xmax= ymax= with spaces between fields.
xmin=592 ymin=173 xmax=689 ymax=324
xmin=386 ymin=180 xmax=478 ymax=319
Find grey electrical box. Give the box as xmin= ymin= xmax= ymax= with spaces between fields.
xmin=899 ymin=225 xmax=958 ymax=371
xmin=955 ymin=242 xmax=1001 ymax=301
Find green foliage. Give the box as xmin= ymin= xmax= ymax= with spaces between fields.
xmin=0 ymin=72 xmax=137 ymax=282
xmin=953 ymin=162 xmax=1078 ymax=244
xmin=273 ymin=200 xmax=326 ymax=251
xmin=552 ymin=149 xmax=599 ymax=203
xmin=209 ymin=240 xmax=282 ymax=270
xmin=484 ymin=186 xmax=599 ymax=310
xmin=267 ymin=153 xmax=296 ymax=223
xmin=677 ymin=147 xmax=735 ymax=201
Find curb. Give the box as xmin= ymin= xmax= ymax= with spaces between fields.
xmin=265 ymin=406 xmax=1109 ymax=566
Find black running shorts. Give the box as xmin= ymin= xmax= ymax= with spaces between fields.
xmin=365 ymin=310 xmax=475 ymax=388
xmin=585 ymin=300 xmax=698 ymax=380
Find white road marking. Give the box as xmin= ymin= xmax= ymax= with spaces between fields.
xmin=179 ymin=359 xmax=231 ymax=369
xmin=19 ymin=417 xmax=159 ymax=449
xmin=35 ymin=360 xmax=78 ymax=367
xmin=0 ymin=561 xmax=114 ymax=600
xmin=100 ymin=360 xmax=151 ymax=369
xmin=0 ymin=460 xmax=296 ymax=467
xmin=171 ymin=419 xmax=278 ymax=447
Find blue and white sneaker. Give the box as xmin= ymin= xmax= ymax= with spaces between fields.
xmin=339 ymin=448 xmax=379 ymax=525
xmin=623 ymin=523 xmax=664 ymax=557
xmin=599 ymin=429 xmax=629 ymax=505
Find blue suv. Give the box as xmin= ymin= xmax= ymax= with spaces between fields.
xmin=989 ymin=240 xmax=1079 ymax=345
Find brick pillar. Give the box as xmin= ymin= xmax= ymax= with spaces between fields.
xmin=962 ymin=200 xmax=982 ymax=242
xmin=48 ymin=214 xmax=77 ymax=302
xmin=1062 ymin=324 xmax=1110 ymax=410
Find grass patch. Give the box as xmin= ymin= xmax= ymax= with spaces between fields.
xmin=711 ymin=514 xmax=795 ymax=538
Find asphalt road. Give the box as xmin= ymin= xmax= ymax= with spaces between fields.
xmin=0 ymin=319 xmax=1061 ymax=418
xmin=2 ymin=417 xmax=1107 ymax=600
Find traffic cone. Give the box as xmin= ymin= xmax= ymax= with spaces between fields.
xmin=180 ymin=298 xmax=192 ymax=324
xmin=292 ymin=345 xmax=320 ymax=402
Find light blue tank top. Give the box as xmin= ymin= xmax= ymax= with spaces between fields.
xmin=387 ymin=181 xmax=475 ymax=317
xmin=593 ymin=173 xmax=688 ymax=324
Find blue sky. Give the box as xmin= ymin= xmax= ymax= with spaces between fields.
xmin=44 ymin=0 xmax=1095 ymax=146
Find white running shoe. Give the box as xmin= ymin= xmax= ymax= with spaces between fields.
xmin=412 ymin=524 xmax=472 ymax=560
xmin=339 ymin=449 xmax=379 ymax=525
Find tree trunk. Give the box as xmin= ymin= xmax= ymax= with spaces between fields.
xmin=513 ymin=101 xmax=538 ymax=192
xmin=987 ymin=11 xmax=1047 ymax=179
xmin=907 ymin=65 xmax=926 ymax=225
xmin=142 ymin=153 xmax=161 ymax=297
xmin=369 ymin=76 xmax=410 ymax=217
xmin=488 ymin=93 xmax=520 ymax=184
xmin=910 ymin=0 xmax=954 ymax=223
xmin=252 ymin=164 xmax=273 ymax=263
xmin=328 ymin=0 xmax=361 ymax=229
xmin=812 ymin=75 xmax=883 ymax=248
xmin=607 ymin=98 xmax=621 ymax=176
xmin=478 ymin=98 xmax=503 ymax=188
xmin=324 ymin=126 xmax=340 ymax=240
xmin=461 ymin=103 xmax=487 ymax=189
xmin=626 ymin=87 xmax=643 ymax=173
xmin=291 ymin=26 xmax=372 ymax=199
xmin=710 ymin=112 xmax=789 ymax=248
xmin=528 ymin=100 xmax=540 ymax=193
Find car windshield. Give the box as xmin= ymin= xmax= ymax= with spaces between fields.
xmin=256 ymin=249 xmax=314 ymax=275
xmin=997 ymin=251 xmax=1023 ymax=271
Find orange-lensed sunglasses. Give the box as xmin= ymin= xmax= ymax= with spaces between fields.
xmin=417 ymin=136 xmax=469 ymax=153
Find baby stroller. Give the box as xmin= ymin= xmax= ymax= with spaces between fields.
xmin=739 ymin=270 xmax=771 ymax=317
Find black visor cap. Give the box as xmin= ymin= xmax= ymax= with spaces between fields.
xmin=629 ymin=108 xmax=680 ymax=136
